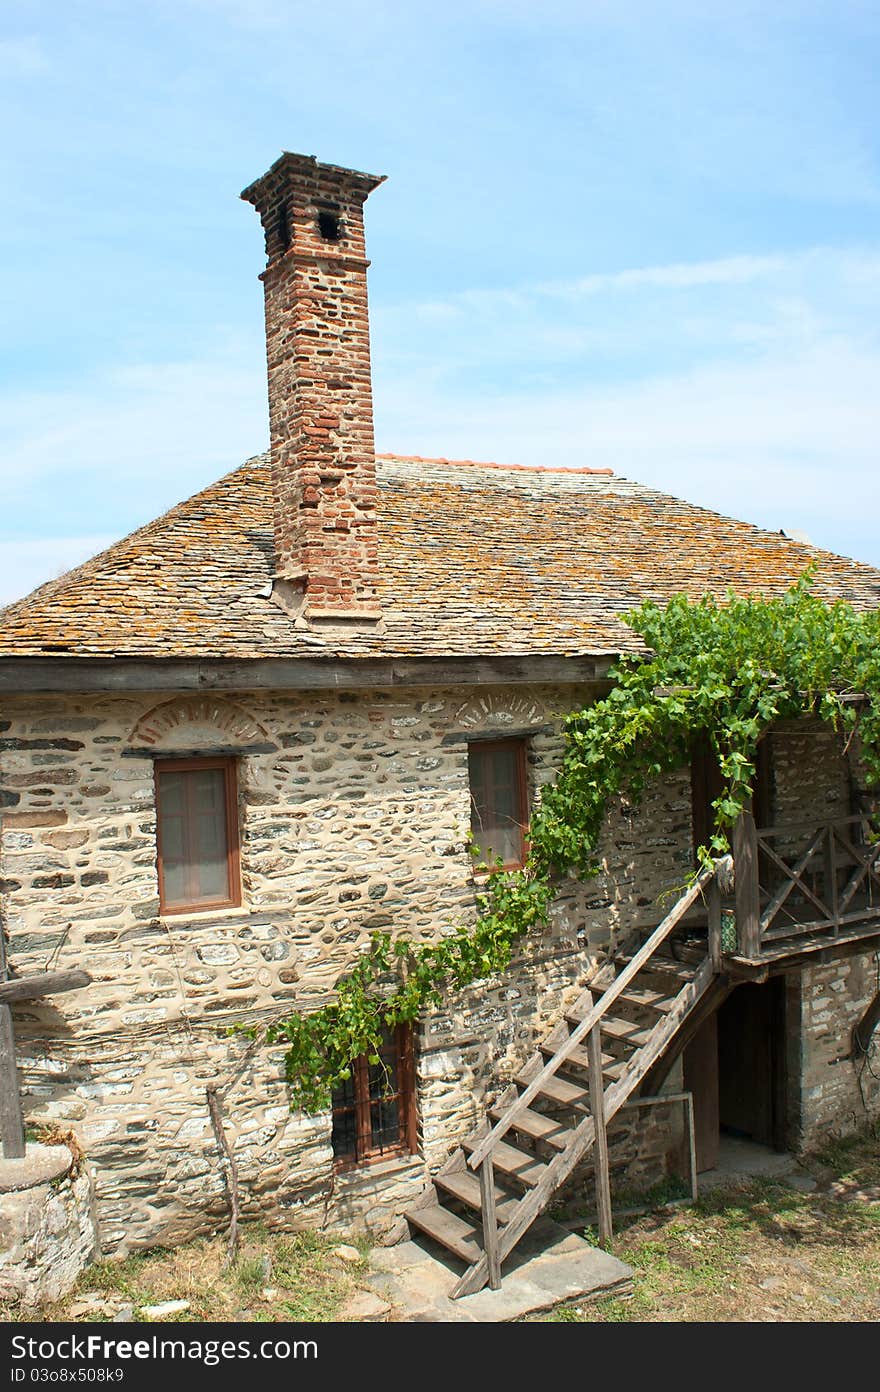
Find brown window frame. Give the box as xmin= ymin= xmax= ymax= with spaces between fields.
xmin=467 ymin=737 xmax=530 ymax=870
xmin=330 ymin=1024 xmax=418 ymax=1171
xmin=155 ymin=756 xmax=242 ymax=915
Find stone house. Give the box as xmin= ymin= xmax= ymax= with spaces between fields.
xmin=1 ymin=153 xmax=879 ymax=1296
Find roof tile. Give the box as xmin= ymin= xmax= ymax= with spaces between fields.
xmin=1 ymin=455 xmax=878 ymax=661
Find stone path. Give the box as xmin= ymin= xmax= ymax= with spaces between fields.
xmin=698 ymin=1136 xmax=819 ymax=1193
xmin=360 ymin=1217 xmax=633 ymax=1322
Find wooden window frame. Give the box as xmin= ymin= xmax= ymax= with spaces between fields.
xmin=155 ymin=755 xmax=242 ymax=915
xmin=468 ymin=737 xmax=530 ymax=870
xmin=331 ymin=1023 xmax=419 ymax=1171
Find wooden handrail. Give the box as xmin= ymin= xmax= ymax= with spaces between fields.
xmin=755 ymin=812 xmax=877 ymax=839
xmin=467 ymin=863 xmax=716 ymax=1172
xmin=749 ymin=813 xmax=880 ymax=947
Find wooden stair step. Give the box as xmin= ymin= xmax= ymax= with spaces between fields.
xmin=462 ymin=1136 xmax=548 ymax=1187
xmin=515 ymin=1071 xmax=590 ymax=1109
xmin=405 ymin=1201 xmax=483 ymax=1264
xmin=565 ymin=1011 xmax=652 ymax=1047
xmin=616 ymin=953 xmax=695 ymax=982
xmin=488 ymin=1104 xmax=572 ymax=1151
xmin=434 ymin=1170 xmax=520 ymax=1225
xmin=662 ymin=939 xmax=706 ymax=964
xmin=539 ymin=1039 xmax=627 ymax=1079
xmin=618 ymin=986 xmax=675 ymax=1014
xmin=539 ymin=1038 xmax=616 ymax=1070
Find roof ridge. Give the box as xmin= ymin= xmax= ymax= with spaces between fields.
xmin=376 ymin=452 xmax=614 ymax=477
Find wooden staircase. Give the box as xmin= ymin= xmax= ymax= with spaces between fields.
xmin=404 ymin=862 xmax=725 ymax=1298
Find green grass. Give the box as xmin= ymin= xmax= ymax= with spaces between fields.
xmin=1 ymin=1226 xmax=371 ymax=1324
xmin=540 ymin=1127 xmax=880 ymax=1323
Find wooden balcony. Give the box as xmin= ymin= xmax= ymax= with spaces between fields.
xmin=727 ymin=811 xmax=880 ymax=965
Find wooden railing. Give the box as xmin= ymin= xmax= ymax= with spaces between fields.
xmin=731 ymin=811 xmax=880 ymax=956
xmin=464 ymin=862 xmax=720 ymax=1289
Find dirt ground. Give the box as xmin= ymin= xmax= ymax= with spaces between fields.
xmin=2 ymin=1126 xmax=877 ymax=1323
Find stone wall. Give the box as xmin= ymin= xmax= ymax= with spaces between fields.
xmin=790 ymin=950 xmax=880 ymax=1149
xmin=0 ymin=685 xmax=867 ymax=1251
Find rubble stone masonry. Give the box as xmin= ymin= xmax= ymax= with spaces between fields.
xmin=0 ymin=690 xmax=876 ymax=1253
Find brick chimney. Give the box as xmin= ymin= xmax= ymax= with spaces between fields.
xmin=241 ymin=153 xmax=386 ymax=625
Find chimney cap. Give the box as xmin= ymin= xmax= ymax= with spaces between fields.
xmin=241 ymin=151 xmax=387 ymax=205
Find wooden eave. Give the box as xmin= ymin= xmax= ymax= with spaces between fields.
xmin=0 ymin=653 xmax=617 ymax=696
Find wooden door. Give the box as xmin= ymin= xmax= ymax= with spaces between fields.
xmin=682 ymin=1013 xmax=719 ymax=1172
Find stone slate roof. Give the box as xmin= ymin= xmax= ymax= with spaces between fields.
xmin=1 ymin=454 xmax=879 ymax=662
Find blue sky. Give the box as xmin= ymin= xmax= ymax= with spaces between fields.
xmin=2 ymin=0 xmax=880 ymax=604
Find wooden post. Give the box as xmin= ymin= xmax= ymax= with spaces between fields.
xmin=0 ymin=1004 xmax=25 ymax=1159
xmin=732 ymin=811 xmax=762 ymax=958
xmin=823 ymin=824 xmax=839 ymax=933
xmin=707 ymin=874 xmax=722 ymax=971
xmin=587 ymin=1018 xmax=613 ymax=1248
xmin=0 ymin=946 xmax=91 ymax=1161
xmin=683 ymin=1092 xmax=699 ymax=1203
xmin=479 ymin=1153 xmax=501 ymax=1290
xmin=0 ymin=923 xmax=25 ymax=1160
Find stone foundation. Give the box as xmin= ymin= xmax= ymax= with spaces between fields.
xmin=0 ymin=1144 xmax=96 ymax=1305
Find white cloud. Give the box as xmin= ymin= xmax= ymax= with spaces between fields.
xmin=539 ymin=254 xmax=791 ymax=298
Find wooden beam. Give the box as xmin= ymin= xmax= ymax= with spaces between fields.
xmin=0 ymin=1004 xmax=25 ymax=1159
xmin=707 ymin=877 xmax=722 ymax=972
xmin=0 ymin=654 xmax=615 ymax=695
xmin=733 ymin=812 xmax=762 ymax=958
xmin=478 ymin=1155 xmax=502 ymax=1290
xmin=587 ymin=1017 xmax=613 ymax=1249
xmin=0 ymin=970 xmax=91 ymax=1006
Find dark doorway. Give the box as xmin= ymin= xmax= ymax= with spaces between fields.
xmin=717 ymin=978 xmax=787 ymax=1151
xmin=682 ymin=976 xmax=788 ymax=1171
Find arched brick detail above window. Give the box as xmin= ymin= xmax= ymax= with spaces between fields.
xmin=453 ymin=690 xmax=546 ymax=733
xmin=129 ymin=697 xmax=271 ymax=752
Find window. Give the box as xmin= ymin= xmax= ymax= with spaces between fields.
xmin=155 ymin=757 xmax=241 ymax=913
xmin=331 ymin=1024 xmax=417 ymax=1167
xmin=468 ymin=738 xmax=529 ymax=868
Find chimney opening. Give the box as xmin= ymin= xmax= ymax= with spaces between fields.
xmin=318 ymin=209 xmax=342 ymax=242
xmin=277 ymin=202 xmax=291 ymax=253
